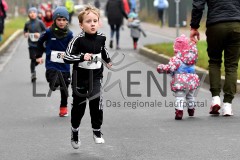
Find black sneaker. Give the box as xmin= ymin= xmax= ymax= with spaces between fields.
xmin=31 ymin=72 xmax=36 ymax=82
xmin=93 ymin=130 xmax=105 ymax=144
xmin=71 ymin=128 xmax=80 ymax=149
xmin=109 ymin=40 xmax=113 ymax=48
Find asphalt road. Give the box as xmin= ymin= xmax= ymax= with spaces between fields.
xmin=0 ymin=15 xmax=240 ymax=160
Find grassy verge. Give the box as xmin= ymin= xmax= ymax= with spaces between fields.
xmin=145 ymin=41 xmax=240 ymax=79
xmin=0 ymin=16 xmax=26 ymax=46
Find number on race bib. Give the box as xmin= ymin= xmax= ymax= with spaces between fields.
xmin=79 ymin=53 xmax=102 ymax=69
xmin=50 ymin=51 xmax=65 ymax=63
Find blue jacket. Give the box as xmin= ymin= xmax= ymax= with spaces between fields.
xmin=157 ymin=0 xmax=167 ymax=9
xmin=37 ymin=28 xmax=73 ymax=72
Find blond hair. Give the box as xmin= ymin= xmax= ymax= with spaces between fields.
xmin=78 ymin=5 xmax=100 ymax=23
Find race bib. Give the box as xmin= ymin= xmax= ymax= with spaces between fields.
xmin=78 ymin=53 xmax=102 ymax=69
xmin=50 ymin=50 xmax=65 ymax=63
xmin=29 ymin=33 xmax=39 ymax=42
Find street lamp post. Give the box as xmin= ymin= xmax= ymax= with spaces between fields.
xmin=175 ymin=0 xmax=180 ymax=37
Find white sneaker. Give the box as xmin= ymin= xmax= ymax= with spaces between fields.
xmin=222 ymin=103 xmax=233 ymax=116
xmin=211 ymin=96 xmax=221 ymax=106
xmin=71 ymin=128 xmax=81 ymax=149
xmin=93 ymin=130 xmax=105 ymax=144
xmin=209 ymin=96 xmax=221 ymax=114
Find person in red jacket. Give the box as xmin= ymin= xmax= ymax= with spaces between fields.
xmin=0 ymin=0 xmax=8 ymax=41
xmin=122 ymin=0 xmax=130 ymax=14
xmin=42 ymin=8 xmax=54 ymax=28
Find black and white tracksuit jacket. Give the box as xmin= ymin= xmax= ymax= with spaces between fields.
xmin=64 ymin=31 xmax=111 ymax=81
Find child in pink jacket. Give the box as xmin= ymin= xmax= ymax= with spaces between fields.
xmin=157 ymin=34 xmax=200 ymax=120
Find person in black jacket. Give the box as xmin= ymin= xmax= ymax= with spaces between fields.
xmin=24 ymin=7 xmax=46 ymax=82
xmin=64 ymin=5 xmax=112 ymax=149
xmin=190 ymin=0 xmax=240 ymax=116
xmin=106 ymin=0 xmax=128 ymax=49
xmin=94 ymin=0 xmax=100 ymax=9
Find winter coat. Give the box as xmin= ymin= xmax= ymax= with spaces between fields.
xmin=106 ymin=0 xmax=128 ymax=25
xmin=122 ymin=0 xmax=130 ymax=14
xmin=157 ymin=35 xmax=200 ymax=92
xmin=0 ymin=0 xmax=7 ymax=18
xmin=37 ymin=28 xmax=73 ymax=72
xmin=157 ymin=0 xmax=168 ymax=10
xmin=127 ymin=19 xmax=145 ymax=38
xmin=191 ymin=0 xmax=240 ymax=28
xmin=0 ymin=0 xmax=7 ymax=34
xmin=23 ymin=19 xmax=46 ymax=48
xmin=94 ymin=0 xmax=100 ymax=9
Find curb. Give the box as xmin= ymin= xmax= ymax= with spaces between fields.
xmin=139 ymin=47 xmax=240 ymax=93
xmin=0 ymin=29 xmax=22 ymax=55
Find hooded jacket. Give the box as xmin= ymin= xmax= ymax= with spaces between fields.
xmin=157 ymin=35 xmax=200 ymax=91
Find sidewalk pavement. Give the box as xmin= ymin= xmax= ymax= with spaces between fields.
xmin=138 ymin=22 xmax=240 ymax=92
xmin=141 ymin=22 xmax=206 ymax=41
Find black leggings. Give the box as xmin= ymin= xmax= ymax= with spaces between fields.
xmin=110 ymin=24 xmax=121 ymax=45
xmin=30 ymin=59 xmax=38 ymax=73
xmin=46 ymin=69 xmax=70 ymax=106
xmin=157 ymin=8 xmax=164 ymax=27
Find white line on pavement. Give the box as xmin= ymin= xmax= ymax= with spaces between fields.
xmin=0 ymin=31 xmax=22 ymax=72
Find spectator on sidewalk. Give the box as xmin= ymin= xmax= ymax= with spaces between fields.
xmin=122 ymin=0 xmax=130 ymax=14
xmin=23 ymin=7 xmax=46 ymax=82
xmin=154 ymin=0 xmax=169 ymax=27
xmin=127 ymin=12 xmax=146 ymax=50
xmin=106 ymin=0 xmax=128 ymax=50
xmin=64 ymin=5 xmax=112 ymax=149
xmin=157 ymin=34 xmax=200 ymax=120
xmin=42 ymin=8 xmax=54 ymax=28
xmin=65 ymin=0 xmax=74 ymax=24
xmin=0 ymin=0 xmax=8 ymax=42
xmin=36 ymin=6 xmax=73 ymax=117
xmin=128 ymin=0 xmax=136 ymax=13
xmin=94 ymin=0 xmax=100 ymax=9
xmin=190 ymin=0 xmax=240 ymax=116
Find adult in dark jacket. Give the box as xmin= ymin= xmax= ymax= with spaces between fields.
xmin=94 ymin=0 xmax=100 ymax=9
xmin=190 ymin=0 xmax=240 ymax=116
xmin=106 ymin=0 xmax=128 ymax=49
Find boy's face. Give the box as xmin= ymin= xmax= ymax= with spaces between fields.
xmin=55 ymin=17 xmax=68 ymax=29
xmin=80 ymin=12 xmax=99 ymax=34
xmin=29 ymin=11 xmax=37 ymax=20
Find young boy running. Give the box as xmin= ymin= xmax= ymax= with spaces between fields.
xmin=64 ymin=5 xmax=112 ymax=149
xmin=24 ymin=7 xmax=46 ymax=82
xmin=36 ymin=6 xmax=73 ymax=117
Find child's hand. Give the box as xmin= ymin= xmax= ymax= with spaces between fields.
xmin=24 ymin=32 xmax=29 ymax=38
xmin=34 ymin=33 xmax=40 ymax=39
xmin=128 ymin=18 xmax=133 ymax=22
xmin=84 ymin=53 xmax=92 ymax=61
xmin=36 ymin=58 xmax=44 ymax=64
xmin=106 ymin=62 xmax=112 ymax=69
